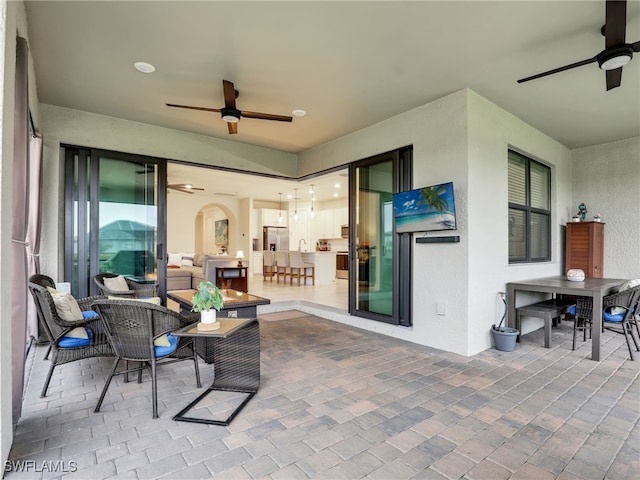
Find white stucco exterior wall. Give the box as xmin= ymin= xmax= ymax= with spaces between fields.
xmin=1 ymin=0 xmax=40 ymax=465
xmin=466 ymin=91 xmax=572 ymax=354
xmin=0 ymin=0 xmax=15 ymax=464
xmin=38 ymin=105 xmax=296 ymax=280
xmin=299 ymin=90 xmax=573 ymax=355
xmin=571 ymin=138 xmax=640 ymax=279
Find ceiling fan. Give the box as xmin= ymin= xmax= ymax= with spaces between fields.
xmin=168 ymin=183 xmax=204 ymax=194
xmin=518 ymin=0 xmax=640 ymax=91
xmin=166 ymin=80 xmax=293 ymax=134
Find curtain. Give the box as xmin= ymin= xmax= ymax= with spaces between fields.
xmin=26 ymin=135 xmax=43 ymax=340
xmin=11 ymin=36 xmax=29 ymax=425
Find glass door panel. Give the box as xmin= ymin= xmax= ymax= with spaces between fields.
xmin=354 ymin=161 xmax=394 ymax=316
xmin=65 ymin=148 xmax=166 ymax=298
xmin=98 ymin=158 xmax=158 ymax=281
xmin=348 ymin=147 xmax=412 ymax=326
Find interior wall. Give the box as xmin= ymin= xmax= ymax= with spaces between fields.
xmin=570 ymin=137 xmax=640 ymax=279
xmin=167 ymin=192 xmax=241 ymax=255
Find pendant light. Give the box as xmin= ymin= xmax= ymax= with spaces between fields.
xmin=310 ymin=184 xmax=315 ymax=218
xmin=278 ymin=193 xmax=283 ymax=223
xmin=294 ymin=189 xmax=298 ymax=222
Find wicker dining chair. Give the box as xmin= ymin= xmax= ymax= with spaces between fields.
xmin=28 ymin=274 xmax=113 ymax=397
xmin=94 ymin=273 xmax=158 ymax=298
xmin=574 ymin=285 xmax=640 ymax=360
xmin=91 ymin=299 xmax=202 ymax=418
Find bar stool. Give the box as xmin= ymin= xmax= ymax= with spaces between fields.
xmin=289 ymin=251 xmax=315 ymax=285
xmin=262 ymin=250 xmax=276 ymax=282
xmin=274 ymin=251 xmax=291 ymax=284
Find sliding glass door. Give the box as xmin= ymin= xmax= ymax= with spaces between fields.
xmin=64 ymin=147 xmax=166 ymax=298
xmin=348 ymin=148 xmax=412 ymax=326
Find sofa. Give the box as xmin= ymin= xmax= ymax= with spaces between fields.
xmin=166 ymin=252 xmax=240 ymax=290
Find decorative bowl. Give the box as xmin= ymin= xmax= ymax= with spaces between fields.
xmin=566 ymin=269 xmax=585 ymax=282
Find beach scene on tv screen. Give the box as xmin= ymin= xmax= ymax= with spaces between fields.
xmin=394 ymin=183 xmax=456 ymax=233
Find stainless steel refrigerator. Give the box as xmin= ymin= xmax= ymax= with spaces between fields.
xmin=263 ymin=226 xmax=289 ymax=251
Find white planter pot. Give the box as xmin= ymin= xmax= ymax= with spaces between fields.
xmin=200 ymin=309 xmax=217 ymax=324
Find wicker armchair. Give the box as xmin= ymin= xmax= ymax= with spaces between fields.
xmin=94 ymin=273 xmax=158 ymax=298
xmin=91 ymin=299 xmax=201 ymax=418
xmin=575 ymin=285 xmax=640 ymax=360
xmin=28 ymin=274 xmax=113 ymax=397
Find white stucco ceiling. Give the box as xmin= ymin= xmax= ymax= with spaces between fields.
xmin=24 ymin=1 xmax=640 ymax=200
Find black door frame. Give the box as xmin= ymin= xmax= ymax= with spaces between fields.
xmin=348 ymin=147 xmax=412 ymax=326
xmin=63 ymin=145 xmax=167 ymax=299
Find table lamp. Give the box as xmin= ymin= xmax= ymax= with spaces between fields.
xmin=236 ymin=250 xmax=244 ymax=267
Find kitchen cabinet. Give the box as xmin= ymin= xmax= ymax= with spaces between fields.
xmin=251 ymin=251 xmax=263 ymax=276
xmin=262 ymin=208 xmax=287 ymax=227
xmin=301 ymin=252 xmax=336 ymax=285
xmin=311 ymin=207 xmax=348 ymax=240
xmin=290 ymin=210 xmax=309 ymax=251
xmin=565 ymin=221 xmax=604 ymax=278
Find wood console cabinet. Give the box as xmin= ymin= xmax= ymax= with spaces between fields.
xmin=215 ymin=267 xmax=248 ymax=292
xmin=565 ymin=221 xmax=604 ymax=278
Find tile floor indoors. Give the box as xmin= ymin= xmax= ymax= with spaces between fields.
xmin=247 ymin=275 xmax=349 ymax=311
xmin=6 ymin=310 xmax=639 ymax=480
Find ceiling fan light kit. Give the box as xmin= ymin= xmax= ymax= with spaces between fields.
xmin=221 ymin=107 xmax=240 ymax=123
xmin=517 ymin=0 xmax=639 ymax=91
xmin=598 ymin=46 xmax=633 ymax=70
xmin=168 ymin=183 xmax=204 ymax=194
xmin=167 ymin=79 xmax=293 ymax=134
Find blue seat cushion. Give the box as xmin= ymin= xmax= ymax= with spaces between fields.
xmin=154 ymin=333 xmax=178 ymax=357
xmin=81 ymin=310 xmax=98 ymax=319
xmin=58 ymin=328 xmax=91 ymax=348
xmin=568 ymin=305 xmax=576 ymax=316
xmin=603 ymin=310 xmax=625 ymax=323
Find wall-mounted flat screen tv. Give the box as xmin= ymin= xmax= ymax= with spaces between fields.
xmin=393 ymin=182 xmax=457 ymax=233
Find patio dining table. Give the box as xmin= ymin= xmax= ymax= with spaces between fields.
xmin=506 ymin=276 xmax=626 ymax=361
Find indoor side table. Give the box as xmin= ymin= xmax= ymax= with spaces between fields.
xmin=172 ymin=318 xmax=260 ymax=426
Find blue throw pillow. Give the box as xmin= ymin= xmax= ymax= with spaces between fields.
xmin=81 ymin=310 xmax=98 ymax=319
xmin=154 ymin=333 xmax=178 ymax=357
xmin=603 ymin=311 xmax=624 ymax=323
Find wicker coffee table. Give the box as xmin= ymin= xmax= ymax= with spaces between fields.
xmin=167 ymin=289 xmax=269 ymax=363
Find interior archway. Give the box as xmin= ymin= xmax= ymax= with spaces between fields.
xmin=195 ymin=203 xmax=236 ymax=254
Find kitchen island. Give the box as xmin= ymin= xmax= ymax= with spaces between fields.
xmin=301 ymin=251 xmax=336 ymax=285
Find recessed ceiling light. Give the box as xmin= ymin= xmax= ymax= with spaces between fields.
xmin=134 ymin=61 xmax=155 ymax=74
xmin=292 ymin=109 xmax=307 ymax=117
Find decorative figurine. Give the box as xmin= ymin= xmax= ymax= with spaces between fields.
xmin=577 ymin=203 xmax=588 ymax=221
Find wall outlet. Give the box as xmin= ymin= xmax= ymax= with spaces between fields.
xmin=436 ymin=300 xmax=446 ymax=316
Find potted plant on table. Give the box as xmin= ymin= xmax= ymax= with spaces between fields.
xmin=191 ymin=281 xmax=224 ymax=331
